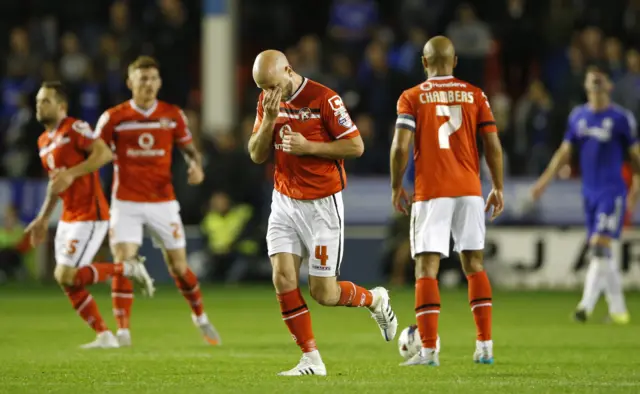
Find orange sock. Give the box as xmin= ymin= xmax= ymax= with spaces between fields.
xmin=415 ymin=277 xmax=440 ymax=349
xmin=174 ymin=268 xmax=204 ymax=317
xmin=277 ymin=288 xmax=316 ymax=353
xmin=337 ymin=281 xmax=373 ymax=307
xmin=111 ymin=275 xmax=133 ymax=330
xmin=74 ymin=263 xmax=124 ymax=287
xmin=468 ymin=271 xmax=492 ymax=341
xmin=64 ymin=286 xmax=108 ymax=333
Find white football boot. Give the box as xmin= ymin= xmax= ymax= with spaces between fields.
xmin=473 ymin=340 xmax=494 ymax=364
xmin=123 ymin=256 xmax=155 ymax=297
xmin=192 ymin=313 xmax=222 ymax=345
xmin=116 ymin=329 xmax=131 ymax=347
xmin=400 ymin=336 xmax=441 ymax=366
xmin=80 ymin=331 xmax=120 ymax=349
xmin=278 ymin=350 xmax=327 ymax=376
xmin=368 ymin=287 xmax=398 ymax=341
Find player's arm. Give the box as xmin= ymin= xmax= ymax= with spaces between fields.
xmin=390 ymin=124 xmax=413 ymax=190
xmin=287 ymin=93 xmax=363 ymax=160
xmin=248 ymin=88 xmax=281 ymax=164
xmin=532 ymin=141 xmax=573 ymax=196
xmin=179 ymin=142 xmax=202 ymax=168
xmin=173 ymin=109 xmax=205 ymax=185
xmin=50 ymin=121 xmax=113 ymax=195
xmin=24 ymin=176 xmax=60 ymax=245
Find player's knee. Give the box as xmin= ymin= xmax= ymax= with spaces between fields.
xmin=270 ymin=253 xmax=299 ymax=293
xmin=459 ymin=250 xmax=484 ymax=275
xmin=309 ymin=278 xmax=339 ymax=306
xmin=165 ymin=249 xmax=188 ymax=276
xmin=111 ymin=243 xmax=138 ymax=262
xmin=415 ymin=253 xmax=440 ymax=279
xmin=54 ymin=265 xmax=77 ymax=287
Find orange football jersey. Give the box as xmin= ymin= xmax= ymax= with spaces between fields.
xmin=37 ymin=117 xmax=110 ymax=222
xmin=253 ymin=78 xmax=360 ymax=200
xmin=396 ymin=76 xmax=497 ymax=201
xmin=95 ymin=100 xmax=192 ymax=202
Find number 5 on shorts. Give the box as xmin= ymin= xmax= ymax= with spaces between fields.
xmin=436 ymin=104 xmax=462 ymax=149
xmin=315 ymin=245 xmax=328 ymax=266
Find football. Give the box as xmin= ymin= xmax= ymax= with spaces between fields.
xmin=398 ymin=325 xmax=421 ymax=360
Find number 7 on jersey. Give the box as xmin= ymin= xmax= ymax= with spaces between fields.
xmin=436 ymin=105 xmax=462 ymax=149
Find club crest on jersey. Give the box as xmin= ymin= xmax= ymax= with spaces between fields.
xmin=299 ymin=107 xmax=312 ymax=122
xmin=158 ymin=118 xmax=172 ymax=129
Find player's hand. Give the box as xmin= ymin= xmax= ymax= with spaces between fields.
xmin=50 ymin=170 xmax=75 ymax=195
xmin=282 ymin=128 xmax=310 ymax=155
xmin=530 ymin=181 xmax=547 ymax=201
xmin=263 ymin=87 xmax=282 ymax=121
xmin=485 ymin=188 xmax=504 ymax=221
xmin=24 ymin=217 xmax=47 ymax=246
xmin=392 ymin=187 xmax=411 ymax=215
xmin=187 ymin=162 xmax=204 ymax=185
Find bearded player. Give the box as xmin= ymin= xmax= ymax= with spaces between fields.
xmin=249 ymin=50 xmax=397 ymax=376
xmin=25 ymin=81 xmax=155 ymax=348
xmin=94 ymin=56 xmax=221 ymax=346
xmin=532 ymin=67 xmax=640 ymax=324
xmin=391 ymin=36 xmax=504 ymax=366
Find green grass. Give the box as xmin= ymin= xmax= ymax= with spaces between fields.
xmin=0 ymin=285 xmax=639 ymax=393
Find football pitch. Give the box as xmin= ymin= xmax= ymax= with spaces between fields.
xmin=1 ymin=285 xmax=639 ymax=394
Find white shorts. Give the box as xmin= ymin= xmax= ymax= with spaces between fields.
xmin=109 ymin=199 xmax=186 ymax=250
xmin=410 ymin=196 xmax=485 ymax=258
xmin=267 ymin=190 xmax=344 ymax=277
xmin=55 ymin=221 xmax=109 ymax=267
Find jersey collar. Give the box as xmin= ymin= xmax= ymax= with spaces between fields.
xmin=286 ymin=77 xmax=308 ymax=104
xmin=427 ymin=75 xmax=454 ymax=81
xmin=130 ymin=99 xmax=158 ymax=118
xmin=48 ymin=117 xmax=68 ymax=138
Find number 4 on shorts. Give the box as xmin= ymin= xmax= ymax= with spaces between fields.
xmin=315 ymin=245 xmax=328 ymax=266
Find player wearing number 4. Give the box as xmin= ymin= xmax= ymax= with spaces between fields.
xmin=391 ymin=36 xmax=505 ymax=367
xmin=248 ymin=50 xmax=398 ymax=376
xmin=25 ymin=81 xmax=155 ymax=349
xmin=531 ymin=66 xmax=640 ymax=325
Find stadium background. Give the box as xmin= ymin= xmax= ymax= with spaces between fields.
xmin=0 ymin=0 xmax=640 ymax=290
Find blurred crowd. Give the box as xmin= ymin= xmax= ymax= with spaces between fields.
xmin=2 ymin=0 xmax=640 ymax=282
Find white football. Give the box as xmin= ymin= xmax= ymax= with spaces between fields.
xmin=398 ymin=325 xmax=421 ymax=360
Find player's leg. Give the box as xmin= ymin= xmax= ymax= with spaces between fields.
xmin=305 ymin=192 xmax=397 ymax=341
xmin=401 ymin=198 xmax=455 ymax=367
xmin=147 ymin=200 xmax=220 ymax=344
xmin=109 ymin=200 xmax=153 ymax=346
xmin=451 ymin=196 xmax=493 ymax=364
xmin=267 ymin=191 xmax=324 ymax=376
xmin=54 ymin=221 xmax=117 ymax=348
xmin=578 ymin=195 xmax=628 ymax=323
xmin=575 ymin=196 xmax=606 ymax=321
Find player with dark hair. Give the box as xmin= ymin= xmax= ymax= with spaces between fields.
xmin=391 ymin=36 xmax=504 ymax=366
xmin=94 ymin=56 xmax=221 ymax=346
xmin=25 ymin=81 xmax=154 ymax=349
xmin=249 ymin=49 xmax=398 ymax=376
xmin=532 ymin=66 xmax=640 ymax=324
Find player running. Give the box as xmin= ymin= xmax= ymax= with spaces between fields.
xmin=25 ymin=81 xmax=155 ymax=349
xmin=531 ymin=66 xmax=640 ymax=325
xmin=94 ymin=56 xmax=221 ymax=346
xmin=390 ymin=36 xmax=504 ymax=367
xmin=248 ymin=50 xmax=398 ymax=376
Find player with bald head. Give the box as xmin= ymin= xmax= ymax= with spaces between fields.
xmin=249 ymin=49 xmax=398 ymax=376
xmin=391 ymin=36 xmax=504 ymax=366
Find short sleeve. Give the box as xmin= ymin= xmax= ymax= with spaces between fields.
xmin=620 ymin=110 xmax=639 ymax=148
xmin=477 ymin=90 xmax=498 ymax=133
xmin=321 ymin=93 xmax=359 ymax=140
xmin=395 ymin=91 xmax=415 ymax=132
xmin=70 ymin=119 xmax=98 ymax=151
xmin=563 ymin=107 xmax=580 ymax=145
xmin=95 ymin=111 xmax=114 ymax=145
xmin=174 ymin=108 xmax=193 ymax=147
xmin=252 ymin=92 xmax=264 ymax=134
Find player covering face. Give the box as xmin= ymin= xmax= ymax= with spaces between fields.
xmin=248 ymin=50 xmax=398 ymax=376
xmin=390 ymin=36 xmax=504 ymax=366
xmin=532 ymin=67 xmax=640 ymax=324
xmin=94 ymin=56 xmax=221 ymax=346
xmin=25 ymin=82 xmax=155 ymax=349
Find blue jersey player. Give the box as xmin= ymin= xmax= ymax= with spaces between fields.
xmin=531 ymin=67 xmax=640 ymax=324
